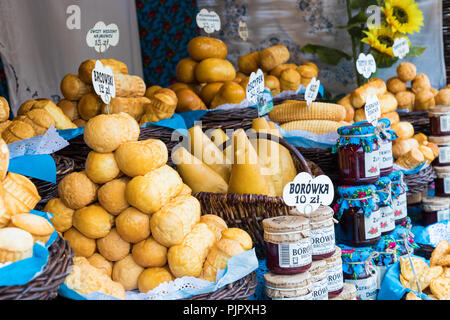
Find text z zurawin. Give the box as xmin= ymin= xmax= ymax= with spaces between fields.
xmin=183 ymin=304 xmax=267 ymax=317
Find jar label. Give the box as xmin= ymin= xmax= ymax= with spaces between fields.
xmin=278 ymin=238 xmax=312 ymax=268
xmin=327 ymin=263 xmax=344 ymax=292
xmin=379 ymin=141 xmax=393 ymax=169
xmin=393 ymin=193 xmax=407 ymax=221
xmin=444 ymin=178 xmax=450 ymax=194
xmin=439 ymin=146 xmax=450 ymax=164
xmin=365 ymin=209 xmax=381 ymax=239
xmin=364 ymin=150 xmax=380 ymax=178
xmin=375 ymin=266 xmax=387 ymax=289
xmin=437 ymin=209 xmax=450 ymax=222
xmin=345 ymin=275 xmax=377 ymax=300
xmin=311 ymin=225 xmax=335 ymax=255
xmin=380 ymin=206 xmax=395 ymax=233
xmin=312 ymin=276 xmax=328 ymax=300
xmin=440 ymin=115 xmax=450 ymax=133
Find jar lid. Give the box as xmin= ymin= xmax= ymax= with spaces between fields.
xmin=337 ymin=122 xmax=376 ymax=136
xmin=310 ymin=259 xmax=327 ymax=276
xmin=291 ymin=205 xmax=334 ymax=222
xmin=378 ymin=118 xmax=391 ymax=128
xmin=337 ymin=184 xmax=377 ymax=199
xmin=263 ymin=215 xmax=310 ymax=234
xmin=429 ymin=105 xmax=450 ymax=117
xmin=429 ymin=135 xmax=450 ymax=145
xmin=388 ymin=170 xmax=405 ymax=182
xmin=422 ymin=196 xmax=449 ymax=211
xmin=423 ymin=196 xmax=450 ymax=205
xmin=434 ymin=166 xmax=450 ymax=174
xmin=407 ymin=192 xmax=422 ymax=205
xmin=329 ymin=283 xmax=357 ymax=300
xmin=264 ymin=271 xmax=311 ymax=290
xmin=326 ymin=246 xmax=342 ymax=264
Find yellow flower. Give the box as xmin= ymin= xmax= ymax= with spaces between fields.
xmin=383 ymin=0 xmax=424 ymax=34
xmin=362 ymin=24 xmax=406 ymax=57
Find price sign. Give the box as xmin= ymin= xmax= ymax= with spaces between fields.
xmin=282 ymin=172 xmax=334 ymax=215
xmin=365 ymin=94 xmax=381 ymax=126
xmin=246 ymin=69 xmax=265 ymax=105
xmin=393 ymin=37 xmax=410 ymax=59
xmin=238 ymin=20 xmax=248 ymax=41
xmin=86 ymin=21 xmax=119 ymax=53
xmin=92 ymin=60 xmax=116 ymax=106
xmin=305 ymin=77 xmax=320 ymax=107
xmin=196 ymin=9 xmax=221 ymax=34
xmin=356 ymin=53 xmax=376 ymax=79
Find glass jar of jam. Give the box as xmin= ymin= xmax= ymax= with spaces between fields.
xmin=325 ymin=246 xmax=344 ymax=298
xmin=291 ymin=205 xmax=336 ymax=260
xmin=429 ymin=106 xmax=450 ymax=136
xmin=264 ymin=271 xmax=312 ymax=300
xmin=389 ymin=170 xmax=408 ymax=225
xmin=377 ymin=119 xmax=398 ymax=177
xmin=310 ymin=260 xmax=328 ymax=300
xmin=329 ymin=283 xmax=357 ymax=300
xmin=434 ymin=166 xmax=450 ymax=197
xmin=429 ymin=136 xmax=450 ymax=167
xmin=263 ymin=216 xmax=312 ymax=275
xmin=333 ymin=122 xmax=380 ymax=185
xmin=422 ymin=196 xmax=450 ymax=226
xmin=375 ymin=177 xmax=395 ymax=235
xmin=340 ymin=246 xmax=378 ymax=300
xmin=335 ymin=185 xmax=381 ymax=247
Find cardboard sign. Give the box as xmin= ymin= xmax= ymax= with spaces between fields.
xmin=365 ymin=94 xmax=381 ymax=126
xmin=356 ymin=53 xmax=376 ymax=79
xmin=238 ymin=20 xmax=248 ymax=41
xmin=196 ymin=9 xmax=221 ymax=34
xmin=282 ymin=172 xmax=334 ymax=215
xmin=86 ymin=21 xmax=119 ymax=53
xmin=305 ymin=77 xmax=320 ymax=107
xmin=92 ymin=60 xmax=116 ymax=105
xmin=393 ymin=37 xmax=410 ymax=59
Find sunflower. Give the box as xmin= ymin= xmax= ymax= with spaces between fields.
xmin=383 ymin=0 xmax=424 ymax=34
xmin=362 ymin=24 xmax=406 ymax=57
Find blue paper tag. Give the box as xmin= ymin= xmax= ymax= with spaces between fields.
xmin=8 ymin=154 xmax=56 ymax=183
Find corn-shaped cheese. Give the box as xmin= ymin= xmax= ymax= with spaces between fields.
xmin=280 ymin=120 xmax=342 ymax=135
xmin=269 ymin=101 xmax=346 ymax=123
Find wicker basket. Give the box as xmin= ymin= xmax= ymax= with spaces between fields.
xmin=404 ymin=165 xmax=436 ymax=196
xmin=186 ymin=272 xmax=257 ymax=300
xmin=194 ymin=133 xmax=316 ymax=254
xmin=398 ymin=111 xmax=430 ymax=136
xmin=0 ymin=236 xmax=74 ymax=300
xmin=32 ymin=155 xmax=75 ymax=210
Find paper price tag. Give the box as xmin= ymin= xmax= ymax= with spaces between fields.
xmin=92 ymin=60 xmax=116 ymax=105
xmin=356 ymin=53 xmax=376 ymax=79
xmin=86 ymin=21 xmax=119 ymax=53
xmin=196 ymin=9 xmax=221 ymax=34
xmin=365 ymin=94 xmax=381 ymax=126
xmin=282 ymin=172 xmax=334 ymax=215
xmin=238 ymin=21 xmax=248 ymax=41
xmin=393 ymin=37 xmax=409 ymax=59
xmin=257 ymin=89 xmax=274 ymax=117
xmin=305 ymin=77 xmax=320 ymax=107
xmin=246 ymin=69 xmax=265 ymax=105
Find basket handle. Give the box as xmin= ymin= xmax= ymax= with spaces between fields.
xmin=218 ymin=132 xmax=312 ymax=176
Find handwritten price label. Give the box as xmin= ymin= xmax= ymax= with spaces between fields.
xmin=393 ymin=37 xmax=409 ymax=59
xmin=86 ymin=21 xmax=119 ymax=53
xmin=305 ymin=77 xmax=320 ymax=107
xmin=246 ymin=69 xmax=265 ymax=105
xmin=196 ymin=9 xmax=221 ymax=34
xmin=365 ymin=94 xmax=381 ymax=126
xmin=92 ymin=60 xmax=116 ymax=106
xmin=356 ymin=53 xmax=376 ymax=79
xmin=282 ymin=172 xmax=334 ymax=215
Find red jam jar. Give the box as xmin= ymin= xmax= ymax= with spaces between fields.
xmin=334 ymin=123 xmax=380 ymax=185
xmin=389 ymin=170 xmax=408 ymax=225
xmin=263 ymin=216 xmax=312 ymax=275
xmin=429 ymin=136 xmax=450 ymax=167
xmin=291 ymin=205 xmax=336 ymax=260
xmin=335 ymin=185 xmax=381 ymax=247
xmin=421 ymin=196 xmax=450 ymax=226
xmin=375 ymin=177 xmax=395 ymax=235
xmin=377 ymin=119 xmax=397 ymax=177
xmin=429 ymin=106 xmax=450 ymax=136
xmin=326 ymin=246 xmax=344 ymax=298
xmin=434 ymin=166 xmax=450 ymax=197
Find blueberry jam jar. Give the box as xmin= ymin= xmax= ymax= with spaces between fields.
xmin=333 ymin=122 xmax=380 ymax=185
xmin=335 ymin=185 xmax=381 ymax=247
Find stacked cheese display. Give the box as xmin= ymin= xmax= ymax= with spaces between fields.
xmin=58 ymin=59 xmax=154 ymax=126
xmin=174 ymin=117 xmax=297 ymax=197
xmin=385 ymin=62 xmax=449 ymax=112
xmin=268 ymin=101 xmax=351 ymax=134
xmin=44 ymin=112 xmax=252 ymax=299
xmin=1 ymin=98 xmax=77 ymax=144
xmin=0 ymin=137 xmax=56 ymax=264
